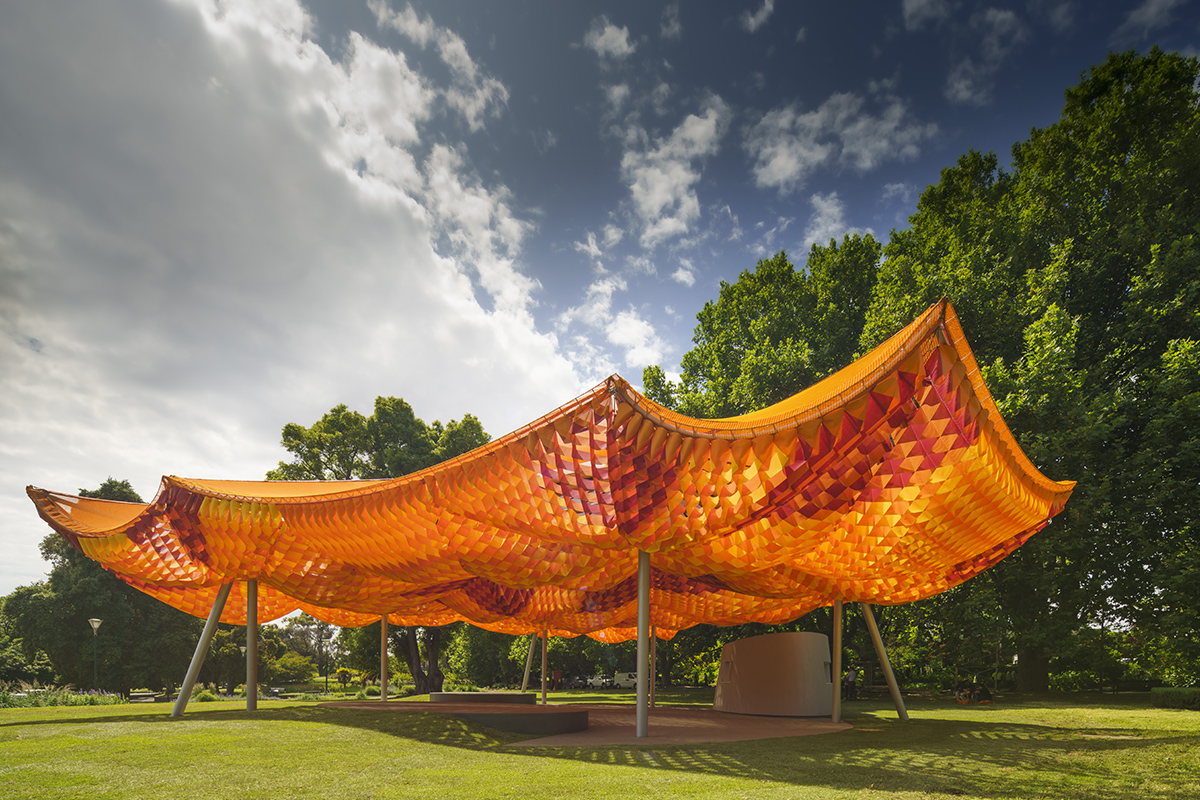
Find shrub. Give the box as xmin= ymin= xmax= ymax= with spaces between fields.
xmin=193 ymin=689 xmax=219 ymax=702
xmin=364 ymin=685 xmax=381 ymax=697
xmin=0 ymin=685 xmax=129 ymax=708
xmin=1150 ymin=687 xmax=1200 ymax=710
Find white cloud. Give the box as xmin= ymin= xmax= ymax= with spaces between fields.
xmin=627 ymin=255 xmax=656 ymax=275
xmin=584 ymin=16 xmax=637 ymax=62
xmin=744 ymin=92 xmax=937 ymax=193
xmin=671 ymin=265 xmax=696 ymax=286
xmin=795 ymin=27 xmax=808 ymax=43
xmin=741 ymin=0 xmax=776 ymax=33
xmin=903 ymin=0 xmax=952 ymax=31
xmin=1112 ymin=0 xmax=1189 ymax=43
xmin=651 ymin=81 xmax=672 ymax=115
xmin=606 ymin=309 xmax=666 ymax=367
xmin=621 ymin=94 xmax=731 ymax=248
xmin=944 ymin=8 xmax=1028 ymax=105
xmin=556 ymin=276 xmax=666 ymax=372
xmin=881 ymin=182 xmax=915 ymax=204
xmin=803 ymin=192 xmax=874 ymax=248
xmin=602 ymin=224 xmax=625 ymax=248
xmin=604 ymin=83 xmax=632 ymax=115
xmin=661 ymin=4 xmax=682 ymax=39
xmin=573 ymin=231 xmax=604 ymax=261
xmin=748 ymin=215 xmax=794 ymax=257
xmin=372 ymin=0 xmax=508 ymax=131
xmin=0 ymin=0 xmax=581 ymax=594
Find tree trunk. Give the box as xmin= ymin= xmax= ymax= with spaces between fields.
xmin=1016 ymin=644 xmax=1049 ymax=692
xmin=399 ymin=626 xmax=447 ymax=694
xmin=426 ymin=628 xmax=445 ymax=692
xmin=401 ymin=627 xmax=428 ymax=693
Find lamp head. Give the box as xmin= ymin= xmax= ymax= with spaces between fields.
xmin=88 ymin=618 xmax=102 ymax=633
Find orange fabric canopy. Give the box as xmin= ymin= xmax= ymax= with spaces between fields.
xmin=28 ymin=300 xmax=1074 ymax=642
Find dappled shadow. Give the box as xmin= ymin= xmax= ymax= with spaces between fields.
xmin=5 ymin=700 xmax=1198 ymax=799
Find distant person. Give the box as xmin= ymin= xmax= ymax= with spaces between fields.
xmin=955 ymin=680 xmax=973 ymax=704
xmin=844 ymin=667 xmax=858 ymax=700
xmin=974 ymin=683 xmax=994 ymax=704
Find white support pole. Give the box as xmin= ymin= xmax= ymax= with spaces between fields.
xmin=521 ymin=633 xmax=536 ymax=693
xmin=635 ymin=550 xmax=650 ymax=738
xmin=246 ymin=579 xmax=258 ymax=711
xmin=171 ymin=582 xmax=233 ymax=717
xmin=380 ymin=616 xmax=388 ymax=702
xmin=861 ymin=603 xmax=909 ymax=722
xmin=831 ymin=598 xmax=843 ymax=724
xmin=649 ymin=625 xmax=657 ymax=708
xmin=540 ymin=628 xmax=548 ymax=705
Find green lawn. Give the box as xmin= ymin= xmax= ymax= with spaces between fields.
xmin=2 ymin=692 xmax=1197 ymax=799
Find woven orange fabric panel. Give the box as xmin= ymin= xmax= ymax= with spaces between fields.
xmin=27 ymin=300 xmax=1074 ymax=640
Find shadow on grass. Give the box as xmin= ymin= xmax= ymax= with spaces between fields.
xmin=4 ymin=700 xmax=1197 ymax=800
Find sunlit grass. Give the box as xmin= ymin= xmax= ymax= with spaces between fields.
xmin=2 ymin=694 xmax=1198 ymax=799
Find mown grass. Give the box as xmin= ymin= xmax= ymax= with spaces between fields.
xmin=2 ymin=691 xmax=1197 ymax=799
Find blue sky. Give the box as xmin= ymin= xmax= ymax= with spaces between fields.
xmin=1 ymin=0 xmax=1197 ymax=595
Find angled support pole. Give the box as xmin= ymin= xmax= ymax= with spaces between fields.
xmin=540 ymin=628 xmax=548 ymax=705
xmin=861 ymin=603 xmax=909 ymax=721
xmin=636 ymin=550 xmax=650 ymax=738
xmin=521 ymin=632 xmax=536 ymax=693
xmin=172 ymin=582 xmax=233 ymax=717
xmin=831 ymin=598 xmax=843 ymax=724
xmin=380 ymin=615 xmax=388 ymax=702
xmin=246 ymin=579 xmax=258 ymax=711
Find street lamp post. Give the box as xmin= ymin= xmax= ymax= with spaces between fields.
xmin=88 ymin=618 xmax=102 ymax=691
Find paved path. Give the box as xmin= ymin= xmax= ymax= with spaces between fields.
xmin=505 ymin=704 xmax=851 ymax=747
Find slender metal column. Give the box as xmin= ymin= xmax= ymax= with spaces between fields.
xmin=831 ymin=598 xmax=843 ymax=723
xmin=861 ymin=603 xmax=909 ymax=721
xmin=635 ymin=550 xmax=650 ymax=738
xmin=649 ymin=625 xmax=657 ymax=708
xmin=521 ymin=632 xmax=536 ymax=693
xmin=246 ymin=580 xmax=258 ymax=711
xmin=540 ymin=628 xmax=548 ymax=705
xmin=171 ymin=582 xmax=233 ymax=717
xmin=380 ymin=615 xmax=388 ymax=702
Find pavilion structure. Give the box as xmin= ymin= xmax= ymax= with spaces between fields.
xmin=28 ymin=299 xmax=1074 ymax=735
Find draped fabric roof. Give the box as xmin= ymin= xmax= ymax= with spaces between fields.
xmin=28 ymin=300 xmax=1074 ymax=642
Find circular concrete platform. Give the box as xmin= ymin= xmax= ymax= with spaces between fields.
xmin=320 ymin=701 xmax=850 ymax=746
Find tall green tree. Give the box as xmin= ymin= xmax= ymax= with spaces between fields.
xmin=862 ymin=48 xmax=1200 ymax=689
xmin=268 ymin=397 xmax=491 ymax=693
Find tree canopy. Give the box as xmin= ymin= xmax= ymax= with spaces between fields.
xmin=646 ymin=47 xmax=1200 ymax=691
xmin=268 ymin=396 xmax=491 ymax=693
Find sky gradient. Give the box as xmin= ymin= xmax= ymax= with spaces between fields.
xmin=2 ymin=0 xmax=1197 ymax=595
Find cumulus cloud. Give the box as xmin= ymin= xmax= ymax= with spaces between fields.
xmin=620 ymin=95 xmax=731 ymax=248
xmin=741 ymin=0 xmax=776 ymax=33
xmin=803 ymin=192 xmax=874 ymax=248
xmin=945 ymin=8 xmax=1028 ymax=105
xmin=372 ymin=0 xmax=508 ymax=131
xmin=573 ymin=231 xmax=604 ymax=261
xmin=584 ymin=16 xmax=637 ymax=62
xmin=555 ymin=276 xmax=667 ymax=373
xmin=744 ymin=92 xmax=937 ymax=193
xmin=0 ymin=0 xmax=580 ymax=592
xmin=1112 ymin=0 xmax=1189 ymax=43
xmin=670 ymin=262 xmax=696 ymax=286
xmin=661 ymin=4 xmax=682 ymax=39
xmin=604 ymin=83 xmax=632 ymax=115
xmin=903 ymin=0 xmax=952 ymax=31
